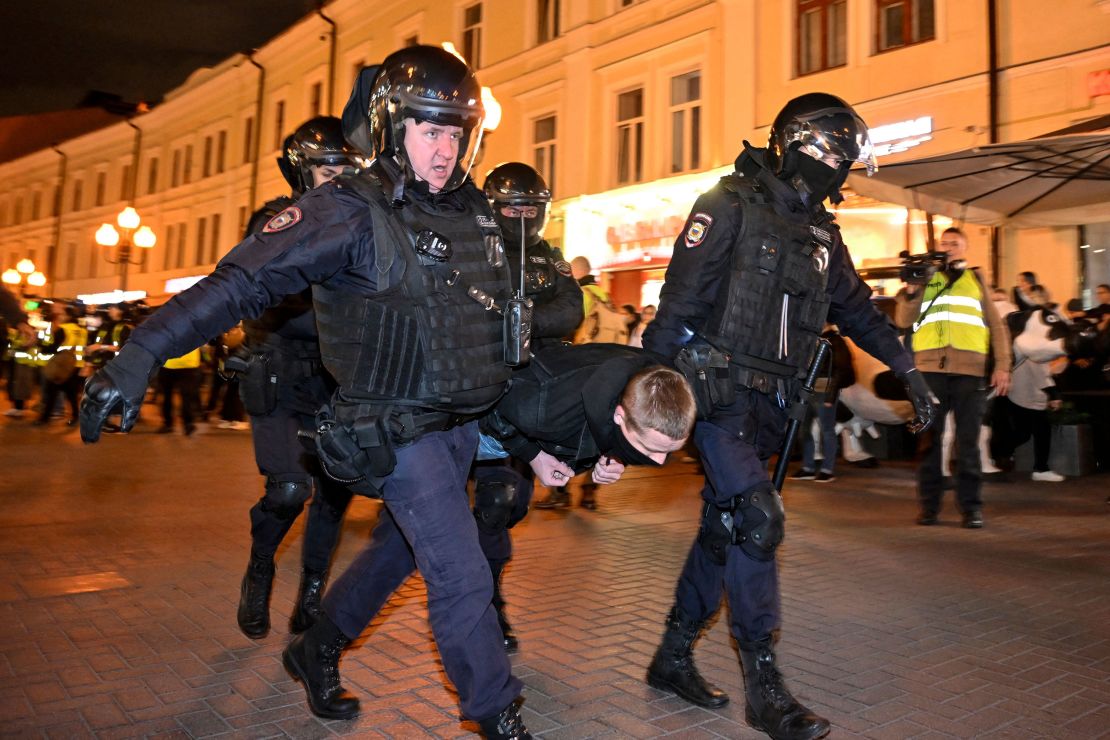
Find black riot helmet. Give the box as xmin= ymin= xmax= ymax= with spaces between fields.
xmin=278 ymin=116 xmax=357 ymax=195
xmin=484 ymin=162 xmax=552 ymax=248
xmin=368 ymin=45 xmax=485 ymax=196
xmin=764 ymin=93 xmax=877 ymax=204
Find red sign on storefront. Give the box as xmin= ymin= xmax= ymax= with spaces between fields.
xmin=1088 ymin=69 xmax=1110 ymax=99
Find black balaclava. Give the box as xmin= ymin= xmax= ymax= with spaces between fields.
xmin=606 ymin=424 xmax=664 ymax=467
xmin=785 ymin=147 xmax=852 ymax=206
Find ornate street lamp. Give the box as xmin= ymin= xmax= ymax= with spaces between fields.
xmin=2 ymin=259 xmax=46 ymax=297
xmin=95 ymin=206 xmax=156 ymax=293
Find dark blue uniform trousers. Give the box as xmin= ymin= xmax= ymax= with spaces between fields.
xmin=249 ymin=403 xmax=352 ymax=571
xmin=322 ymin=422 xmax=521 ymax=721
xmin=674 ymin=393 xmax=786 ymax=644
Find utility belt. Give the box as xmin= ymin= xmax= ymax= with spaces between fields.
xmin=676 ymin=342 xmax=802 ymax=417
xmin=226 ymin=347 xmax=323 ymax=416
xmin=304 ymin=400 xmax=479 ymax=498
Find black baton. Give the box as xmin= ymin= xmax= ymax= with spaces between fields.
xmin=771 ymin=338 xmax=830 ymax=493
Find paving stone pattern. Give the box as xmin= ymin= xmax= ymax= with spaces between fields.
xmin=0 ymin=417 xmax=1107 ymax=738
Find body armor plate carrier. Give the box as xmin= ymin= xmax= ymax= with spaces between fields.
xmin=704 ymin=175 xmax=834 ymax=394
xmin=313 ymin=174 xmax=511 ymax=415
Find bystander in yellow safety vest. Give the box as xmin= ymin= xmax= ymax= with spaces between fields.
xmin=911 ymin=270 xmax=990 ymax=356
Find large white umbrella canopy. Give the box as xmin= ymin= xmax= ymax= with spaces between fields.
xmin=846 ymin=133 xmax=1110 ymax=228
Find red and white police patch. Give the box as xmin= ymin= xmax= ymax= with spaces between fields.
xmin=262 ymin=206 xmax=303 ymax=233
xmin=554 ymin=260 xmax=572 ymax=277
xmin=684 ymin=213 xmax=713 ymax=249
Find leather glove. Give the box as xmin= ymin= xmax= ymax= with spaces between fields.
xmin=899 ymin=368 xmax=937 ymax=435
xmin=80 ymin=343 xmax=158 ymax=443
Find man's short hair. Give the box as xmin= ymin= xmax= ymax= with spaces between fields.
xmin=941 ymin=226 xmax=966 ymax=240
xmin=620 ymin=366 xmax=697 ymax=441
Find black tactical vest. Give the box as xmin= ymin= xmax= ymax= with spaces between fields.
xmin=313 ymin=175 xmax=511 ymax=414
xmin=704 ymin=175 xmax=834 ymax=394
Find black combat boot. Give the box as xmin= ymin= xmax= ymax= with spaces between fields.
xmin=739 ymin=637 xmax=830 ymax=740
xmin=237 ymin=552 xmax=275 ymax=639
xmin=646 ymin=607 xmax=729 ymax=708
xmin=490 ymin=563 xmax=518 ymax=653
xmin=290 ymin=569 xmax=327 ymax=634
xmin=282 ymin=613 xmax=360 ymax=720
xmin=477 ymin=700 xmax=532 ymax=739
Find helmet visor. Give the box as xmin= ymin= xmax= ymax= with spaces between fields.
xmin=795 ymin=107 xmax=879 ymax=175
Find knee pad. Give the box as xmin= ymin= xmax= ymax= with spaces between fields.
xmin=697 ymin=502 xmax=734 ymax=566
xmin=262 ymin=475 xmax=312 ymax=520
xmin=734 ymin=482 xmax=785 ymax=562
xmin=473 ymin=480 xmax=517 ymax=535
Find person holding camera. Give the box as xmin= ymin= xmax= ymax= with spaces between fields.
xmin=895 ymin=227 xmax=1011 ymax=529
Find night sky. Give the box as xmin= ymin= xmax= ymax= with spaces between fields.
xmin=0 ymin=0 xmax=318 ymax=117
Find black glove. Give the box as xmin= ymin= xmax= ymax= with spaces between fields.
xmin=80 ymin=343 xmax=158 ymax=443
xmin=899 ymin=368 xmax=937 ymax=435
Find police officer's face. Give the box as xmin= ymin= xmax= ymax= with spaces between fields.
xmin=403 ymin=119 xmax=462 ymax=193
xmin=613 ymin=405 xmax=688 ymax=465
xmin=309 ymin=164 xmax=347 ymax=188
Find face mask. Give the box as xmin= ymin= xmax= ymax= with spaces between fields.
xmin=606 ymin=425 xmax=663 ymax=467
xmin=792 ymin=153 xmax=851 ymax=205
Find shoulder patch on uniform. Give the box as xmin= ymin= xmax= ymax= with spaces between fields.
xmin=554 ymin=260 xmax=572 ymax=277
xmin=476 ymin=215 xmax=498 ymax=229
xmin=684 ymin=213 xmax=713 ymax=249
xmin=808 ymin=225 xmax=833 ymax=246
xmin=529 ymin=255 xmax=547 ymax=264
xmin=262 ymin=206 xmax=302 ymax=233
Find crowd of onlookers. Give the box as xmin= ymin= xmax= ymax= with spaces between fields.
xmin=1 ymin=297 xmax=250 ymax=433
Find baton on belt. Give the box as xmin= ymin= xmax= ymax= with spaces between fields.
xmin=771 ymin=338 xmax=830 ymax=493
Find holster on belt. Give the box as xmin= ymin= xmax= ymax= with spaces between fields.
xmin=303 ymin=404 xmax=396 ymax=499
xmin=675 ymin=342 xmax=735 ymax=418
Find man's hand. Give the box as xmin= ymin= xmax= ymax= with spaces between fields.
xmin=900 ymin=369 xmax=937 ymax=434
xmin=991 ymin=369 xmax=1010 ymax=397
xmin=80 ymin=371 xmax=143 ymax=443
xmin=529 ymin=450 xmax=576 ymax=487
xmin=79 ymin=344 xmax=158 ymax=443
xmin=591 ymin=455 xmax=626 ymax=485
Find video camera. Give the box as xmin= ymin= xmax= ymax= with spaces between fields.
xmin=899 ymin=250 xmax=948 ymax=285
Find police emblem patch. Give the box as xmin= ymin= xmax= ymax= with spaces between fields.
xmin=684 ymin=213 xmax=713 ymax=249
xmin=262 ymin=206 xmax=302 ymax=233
xmin=554 ymin=260 xmax=572 ymax=277
xmin=477 ymin=215 xmax=498 ymax=229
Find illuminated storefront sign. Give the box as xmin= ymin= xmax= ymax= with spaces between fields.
xmin=868 ymin=116 xmax=933 ymax=156
xmin=164 ymin=275 xmax=206 ymax=293
xmin=77 ymin=289 xmax=147 ymax=304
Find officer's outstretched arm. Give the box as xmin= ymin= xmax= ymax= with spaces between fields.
xmin=81 ymin=189 xmax=360 ymax=443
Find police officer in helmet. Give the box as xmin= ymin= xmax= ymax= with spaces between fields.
xmin=235 ymin=115 xmax=357 ymax=642
xmin=641 ymin=93 xmax=936 ymax=740
xmin=473 ymin=161 xmax=582 ymax=652
xmin=81 ymin=46 xmax=531 ymax=737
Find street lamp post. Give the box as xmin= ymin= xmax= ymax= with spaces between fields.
xmin=2 ymin=259 xmax=47 ymax=297
xmin=95 ymin=206 xmax=156 ymax=293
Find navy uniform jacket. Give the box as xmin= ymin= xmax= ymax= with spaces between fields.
xmin=481 ymin=343 xmax=653 ymax=473
xmin=115 ymin=177 xmax=437 ymax=369
xmin=642 ymin=146 xmax=913 ymax=379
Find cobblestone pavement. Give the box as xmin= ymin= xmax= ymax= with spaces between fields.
xmin=0 ymin=415 xmax=1107 ymax=739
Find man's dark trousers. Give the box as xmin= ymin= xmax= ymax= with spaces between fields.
xmin=673 ymin=392 xmax=784 ymax=644
xmin=248 ymin=404 xmax=351 ymax=568
xmin=919 ymin=372 xmax=986 ymax=515
xmin=322 ymin=422 xmax=522 ymax=721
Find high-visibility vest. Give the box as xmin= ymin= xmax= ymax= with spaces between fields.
xmin=57 ymin=321 xmax=87 ymax=367
xmin=912 ymin=270 xmax=989 ymax=355
xmin=164 ymin=348 xmax=201 ymax=370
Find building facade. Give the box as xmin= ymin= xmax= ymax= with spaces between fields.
xmin=1 ymin=0 xmax=1108 ymax=308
